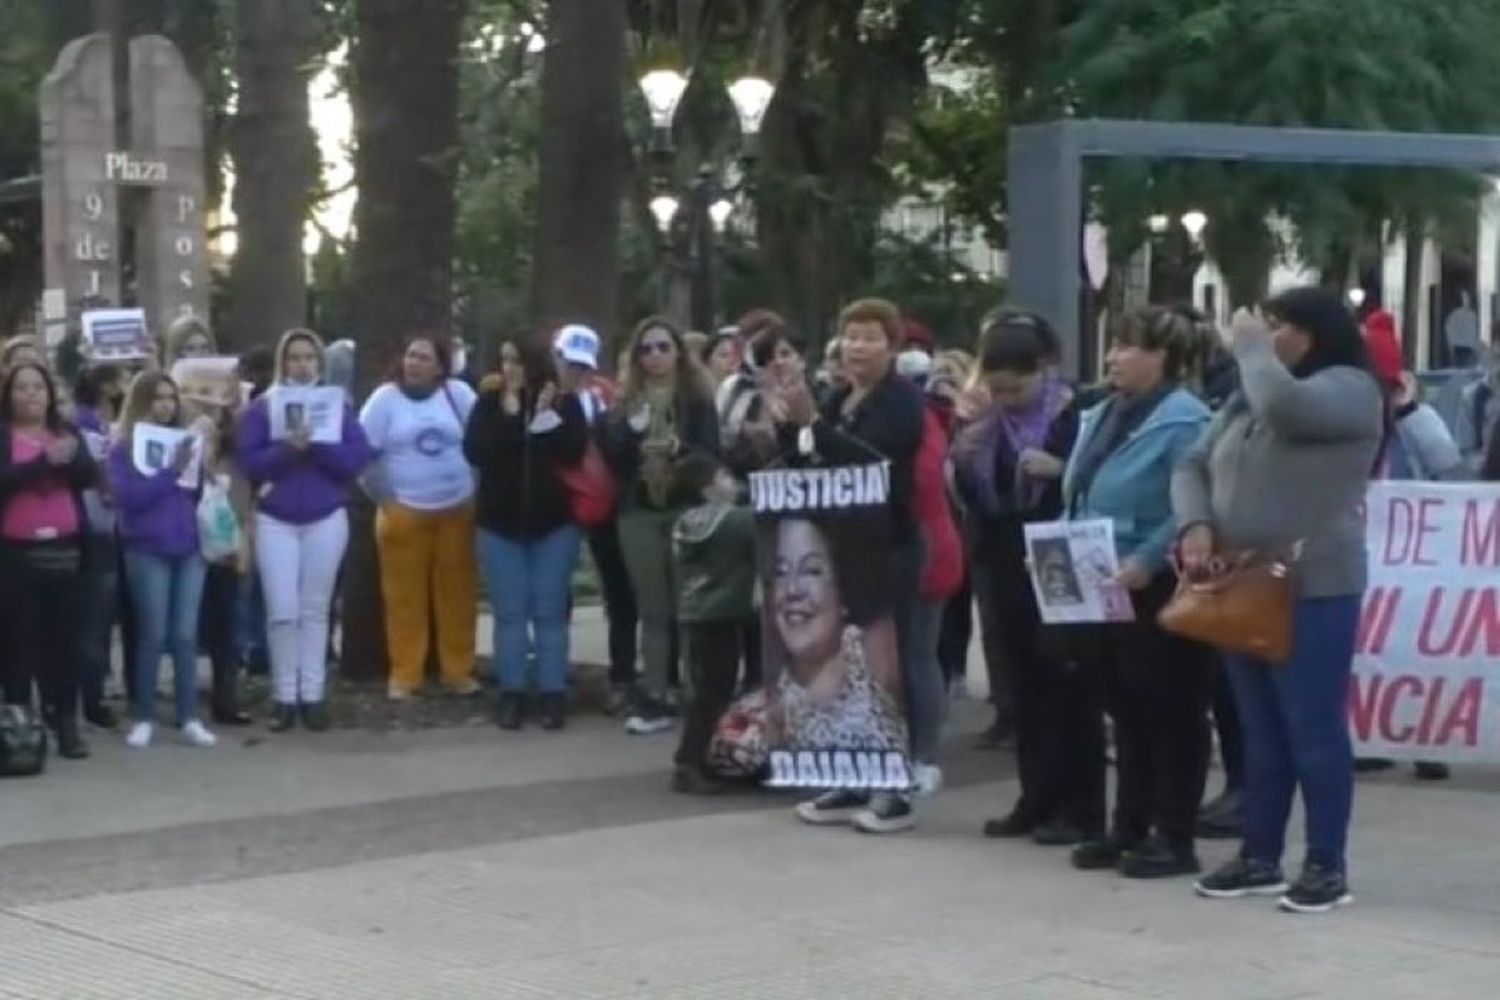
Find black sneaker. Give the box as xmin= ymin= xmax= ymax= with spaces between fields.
xmin=794 ymin=788 xmax=871 ymax=826
xmin=539 ymin=693 xmax=567 ymax=731
xmin=267 ymin=703 xmax=297 ymax=733
xmin=83 ymin=701 xmax=118 ymax=731
xmin=982 ymin=808 xmax=1040 ymax=839
xmin=624 ymin=697 xmax=676 ymax=735
xmin=1119 ymin=837 xmax=1201 ymax=879
xmin=1278 ymin=864 xmax=1353 ymax=914
xmin=1353 ymin=757 xmax=1395 ymax=773
xmin=494 ymin=693 xmax=524 ymax=731
xmin=1032 ymin=819 xmax=1086 ymax=847
xmin=1194 ymin=856 xmax=1289 ymax=899
xmin=672 ymin=766 xmax=733 ymax=796
xmin=1413 ymin=761 xmax=1450 ymax=781
xmin=301 ymin=702 xmax=331 ymax=732
xmin=853 ymin=793 xmax=916 ymax=834
xmin=1072 ymin=836 xmax=1134 ymax=871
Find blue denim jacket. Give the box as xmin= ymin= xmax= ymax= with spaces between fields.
xmin=1063 ymin=387 xmax=1210 ymax=574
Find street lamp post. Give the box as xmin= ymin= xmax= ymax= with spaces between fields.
xmin=638 ymin=65 xmax=775 ymax=330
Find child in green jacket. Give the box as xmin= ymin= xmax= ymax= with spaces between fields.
xmin=671 ymin=453 xmax=757 ymax=794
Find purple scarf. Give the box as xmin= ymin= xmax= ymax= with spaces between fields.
xmin=957 ymin=375 xmax=1065 ymax=516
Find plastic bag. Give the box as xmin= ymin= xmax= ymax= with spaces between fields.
xmin=198 ymin=474 xmax=243 ymax=563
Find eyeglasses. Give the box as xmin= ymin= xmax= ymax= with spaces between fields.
xmin=638 ymin=341 xmax=675 ymax=357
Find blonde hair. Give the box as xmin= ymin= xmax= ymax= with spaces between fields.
xmin=276 ymin=327 xmax=327 ymax=383
xmin=163 ymin=315 xmax=216 ymax=365
xmin=618 ymin=316 xmax=714 ymax=409
xmin=118 ymin=370 xmax=181 ymax=443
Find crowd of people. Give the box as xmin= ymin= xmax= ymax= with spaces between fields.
xmin=1 ymin=285 xmax=1463 ymax=917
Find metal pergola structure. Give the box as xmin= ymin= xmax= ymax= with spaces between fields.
xmin=1006 ymin=119 xmax=1500 ymax=377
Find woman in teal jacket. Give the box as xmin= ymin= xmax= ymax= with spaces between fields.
xmin=1061 ymin=306 xmax=1216 ymax=880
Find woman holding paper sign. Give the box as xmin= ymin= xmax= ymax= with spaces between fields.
xmin=0 ymin=362 xmax=99 ymax=761
xmin=1175 ymin=290 xmax=1384 ymax=913
xmin=109 ymin=372 xmax=217 ymax=750
xmin=359 ymin=333 xmax=480 ymax=700
xmin=464 ymin=337 xmax=587 ymax=730
xmin=1062 ymin=306 xmax=1215 ymax=880
xmin=237 ymin=330 xmax=372 ymax=732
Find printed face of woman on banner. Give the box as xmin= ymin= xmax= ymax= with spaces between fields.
xmin=773 ymin=519 xmax=844 ymax=681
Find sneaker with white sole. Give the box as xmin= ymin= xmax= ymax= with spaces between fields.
xmin=794 ymin=788 xmax=870 ymax=826
xmin=1194 ymin=856 xmax=1289 ymax=899
xmin=180 ymin=720 xmax=218 ymax=748
xmin=852 ymin=793 xmax=917 ymax=834
xmin=124 ymin=721 xmax=154 ymax=749
xmin=1278 ymin=863 xmax=1353 ymax=914
xmin=624 ymin=698 xmax=676 ymax=735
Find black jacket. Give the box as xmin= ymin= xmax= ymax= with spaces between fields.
xmin=0 ymin=420 xmax=98 ymax=559
xmin=464 ymin=390 xmax=587 ymax=541
xmin=599 ymin=389 xmax=720 ymax=511
xmin=779 ymin=370 xmax=926 ymax=542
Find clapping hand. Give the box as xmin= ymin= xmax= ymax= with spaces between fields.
xmin=171 ymin=437 xmax=196 ymax=474
xmin=44 ymin=434 xmax=78 ymax=466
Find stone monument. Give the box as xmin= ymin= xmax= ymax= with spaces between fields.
xmin=39 ymin=33 xmax=210 ymax=348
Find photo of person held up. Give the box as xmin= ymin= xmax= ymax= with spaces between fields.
xmin=760 ymin=510 xmax=906 ymax=756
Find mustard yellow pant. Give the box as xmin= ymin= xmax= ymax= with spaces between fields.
xmin=376 ymin=501 xmax=477 ymax=692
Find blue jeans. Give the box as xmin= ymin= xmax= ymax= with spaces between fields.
xmin=479 ymin=526 xmax=581 ymax=695
xmin=1226 ymin=596 xmax=1361 ymax=874
xmin=125 ymin=549 xmax=208 ymax=726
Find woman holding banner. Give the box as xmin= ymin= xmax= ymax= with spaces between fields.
xmin=770 ymin=297 xmax=932 ymax=834
xmin=237 ymin=330 xmax=372 ymax=732
xmin=110 ymin=372 xmax=217 ymax=749
xmin=1175 ymin=289 xmax=1384 ymax=914
xmin=1062 ymin=306 xmax=1215 ymax=880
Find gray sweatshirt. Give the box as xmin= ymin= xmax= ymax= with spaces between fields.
xmin=1172 ymin=336 xmax=1384 ymax=598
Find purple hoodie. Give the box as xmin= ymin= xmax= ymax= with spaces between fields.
xmin=236 ymin=394 xmax=372 ymax=524
xmin=108 ymin=438 xmax=199 ymax=558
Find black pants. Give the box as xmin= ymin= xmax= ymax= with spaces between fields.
xmin=739 ymin=613 xmax=762 ymax=690
xmin=1083 ymin=573 xmax=1216 ymax=848
xmin=588 ymin=520 xmax=640 ymax=687
xmin=199 ymin=563 xmax=241 ymax=713
xmin=1212 ymin=660 xmax=1244 ymax=792
xmin=966 ymin=520 xmax=1014 ymax=721
xmin=938 ymin=573 xmax=973 ymax=686
xmin=674 ymin=621 xmax=742 ymax=770
xmin=982 ymin=551 xmax=1105 ymax=832
xmin=0 ymin=542 xmax=85 ymax=721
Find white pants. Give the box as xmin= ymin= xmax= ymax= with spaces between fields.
xmin=255 ymin=509 xmax=349 ymax=704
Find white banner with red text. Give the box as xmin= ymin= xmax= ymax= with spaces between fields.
xmin=1355 ymin=481 xmax=1500 ymax=761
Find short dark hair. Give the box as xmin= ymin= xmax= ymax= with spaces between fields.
xmin=73 ymin=363 xmax=123 ymax=408
xmin=750 ymin=321 xmax=808 ymax=368
xmin=1265 ymin=286 xmax=1371 ymax=379
xmin=977 ymin=319 xmax=1047 ymax=375
xmin=983 ymin=308 xmax=1060 ymax=363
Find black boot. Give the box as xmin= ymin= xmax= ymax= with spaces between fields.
xmin=83 ymin=701 xmax=118 ymax=731
xmin=301 ymin=702 xmax=331 ymax=732
xmin=539 ymin=693 xmax=567 ymax=731
xmin=211 ymin=658 xmax=252 ymax=726
xmin=494 ymin=693 xmax=524 ymax=731
xmin=55 ymin=717 xmax=91 ymax=760
xmin=267 ymin=703 xmax=297 ymax=733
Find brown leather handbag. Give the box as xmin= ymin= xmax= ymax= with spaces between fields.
xmin=1157 ymin=547 xmax=1300 ymax=664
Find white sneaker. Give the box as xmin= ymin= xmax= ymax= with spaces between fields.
xmin=913 ymin=764 xmax=944 ymax=797
xmin=180 ymin=720 xmax=218 ymax=748
xmin=124 ymin=721 xmax=153 ymax=749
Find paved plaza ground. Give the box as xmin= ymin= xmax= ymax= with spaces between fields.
xmin=2 ymin=611 xmax=1498 ymax=998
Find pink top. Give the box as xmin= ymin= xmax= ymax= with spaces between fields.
xmin=2 ymin=430 xmax=79 ymax=542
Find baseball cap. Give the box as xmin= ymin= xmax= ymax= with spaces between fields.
xmin=554 ymin=324 xmax=600 ymax=370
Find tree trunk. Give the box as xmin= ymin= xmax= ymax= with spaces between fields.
xmin=226 ymin=0 xmax=317 ymax=351
xmin=532 ymin=0 xmax=625 ymax=349
xmin=349 ymin=0 xmax=464 ymax=391
xmin=343 ymin=0 xmax=465 ymax=683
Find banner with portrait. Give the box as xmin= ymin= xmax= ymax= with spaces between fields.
xmin=750 ymin=461 xmax=911 ymax=791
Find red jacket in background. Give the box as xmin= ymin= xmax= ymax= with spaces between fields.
xmin=914 ymin=404 xmax=963 ymax=601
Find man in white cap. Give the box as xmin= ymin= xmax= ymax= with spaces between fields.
xmin=552 ymin=324 xmax=637 ymax=713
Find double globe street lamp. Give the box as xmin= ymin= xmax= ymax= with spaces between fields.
xmin=638 ymin=66 xmax=776 ymax=330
